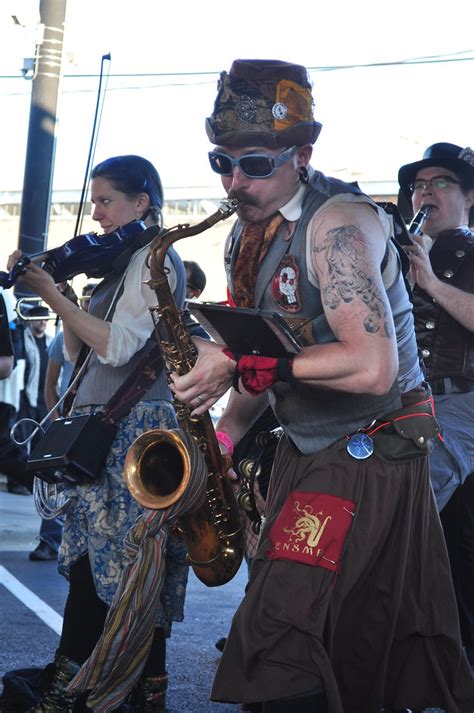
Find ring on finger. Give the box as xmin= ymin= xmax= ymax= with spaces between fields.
xmin=196 ymin=394 xmax=204 ymax=405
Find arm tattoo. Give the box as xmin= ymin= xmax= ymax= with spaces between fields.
xmin=313 ymin=224 xmax=393 ymax=337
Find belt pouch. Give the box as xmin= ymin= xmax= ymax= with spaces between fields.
xmin=371 ymin=401 xmax=440 ymax=463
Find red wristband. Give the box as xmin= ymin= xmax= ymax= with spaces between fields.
xmin=238 ymin=355 xmax=279 ymax=395
xmin=215 ymin=430 xmax=234 ymax=456
xmin=222 ymin=348 xmax=294 ymax=395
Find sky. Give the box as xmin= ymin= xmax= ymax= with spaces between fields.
xmin=0 ymin=0 xmax=473 ymax=197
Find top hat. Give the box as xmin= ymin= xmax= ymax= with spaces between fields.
xmin=398 ymin=143 xmax=474 ymax=201
xmin=205 ymin=59 xmax=322 ymax=149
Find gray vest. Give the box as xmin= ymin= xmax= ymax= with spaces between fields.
xmin=74 ymin=246 xmax=186 ymax=408
xmin=229 ymin=172 xmax=420 ymax=454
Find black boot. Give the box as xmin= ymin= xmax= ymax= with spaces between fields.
xmin=215 ymin=637 xmax=227 ymax=652
xmin=28 ymin=653 xmax=81 ymax=712
xmin=130 ymin=673 xmax=168 ymax=713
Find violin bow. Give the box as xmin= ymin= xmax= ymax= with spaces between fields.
xmin=74 ymin=52 xmax=111 ymax=238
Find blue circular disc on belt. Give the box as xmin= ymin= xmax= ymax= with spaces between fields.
xmin=346 ymin=433 xmax=374 ymax=460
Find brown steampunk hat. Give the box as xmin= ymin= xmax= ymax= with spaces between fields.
xmin=205 ymin=59 xmax=322 ymax=149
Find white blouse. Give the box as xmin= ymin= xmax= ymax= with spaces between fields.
xmin=67 ymin=244 xmax=177 ymax=368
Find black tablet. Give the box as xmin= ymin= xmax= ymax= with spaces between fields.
xmin=187 ymin=302 xmax=301 ymax=358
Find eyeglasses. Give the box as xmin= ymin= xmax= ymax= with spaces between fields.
xmin=409 ymin=175 xmax=460 ymax=193
xmin=208 ymin=146 xmax=298 ymax=179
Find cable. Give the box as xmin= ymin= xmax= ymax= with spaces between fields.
xmin=0 ymin=50 xmax=473 ymax=84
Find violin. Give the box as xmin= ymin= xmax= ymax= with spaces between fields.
xmin=0 ymin=220 xmax=159 ymax=290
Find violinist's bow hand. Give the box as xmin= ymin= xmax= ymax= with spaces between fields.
xmin=6 ymin=249 xmax=23 ymax=272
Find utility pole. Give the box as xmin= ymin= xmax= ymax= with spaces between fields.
xmin=17 ymin=0 xmax=67 ymax=269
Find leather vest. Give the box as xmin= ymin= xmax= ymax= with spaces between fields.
xmin=228 ymin=172 xmax=405 ymax=454
xmin=413 ymin=228 xmax=474 ymax=385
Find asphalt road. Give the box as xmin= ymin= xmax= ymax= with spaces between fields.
xmin=0 ymin=488 xmax=245 ymax=713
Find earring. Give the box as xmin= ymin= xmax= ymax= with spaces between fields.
xmin=299 ymin=166 xmax=309 ymax=185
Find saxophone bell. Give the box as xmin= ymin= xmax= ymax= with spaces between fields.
xmin=125 ymin=429 xmax=191 ymax=511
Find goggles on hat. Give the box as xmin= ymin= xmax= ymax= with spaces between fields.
xmin=208 ymin=145 xmax=297 ymax=179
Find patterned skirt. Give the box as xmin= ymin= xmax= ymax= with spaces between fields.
xmin=58 ymin=400 xmax=189 ymax=632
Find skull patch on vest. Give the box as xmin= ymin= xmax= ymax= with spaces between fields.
xmin=272 ymin=255 xmax=301 ymax=312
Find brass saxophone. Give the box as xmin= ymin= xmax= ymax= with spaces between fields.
xmin=124 ymin=199 xmax=244 ymax=587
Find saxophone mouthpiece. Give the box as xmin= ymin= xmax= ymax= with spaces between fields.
xmin=219 ymin=198 xmax=240 ymax=216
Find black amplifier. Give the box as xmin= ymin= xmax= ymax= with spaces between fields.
xmin=27 ymin=414 xmax=117 ymax=484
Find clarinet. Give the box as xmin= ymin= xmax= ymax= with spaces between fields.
xmin=408 ymin=205 xmax=432 ymax=237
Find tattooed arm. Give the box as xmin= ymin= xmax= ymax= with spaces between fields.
xmin=291 ymin=201 xmax=398 ymax=394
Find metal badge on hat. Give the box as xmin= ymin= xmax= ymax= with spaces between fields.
xmin=272 ymin=102 xmax=288 ymax=120
xmin=235 ymin=95 xmax=257 ymax=123
xmin=458 ymin=147 xmax=474 ymax=166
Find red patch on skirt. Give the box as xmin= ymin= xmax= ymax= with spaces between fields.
xmin=266 ymin=491 xmax=356 ymax=572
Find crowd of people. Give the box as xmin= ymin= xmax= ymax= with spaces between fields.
xmin=1 ymin=57 xmax=473 ymax=713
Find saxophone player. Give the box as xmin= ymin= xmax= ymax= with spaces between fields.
xmin=171 ymin=60 xmax=474 ymax=712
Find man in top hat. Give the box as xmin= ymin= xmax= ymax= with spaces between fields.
xmin=172 ymin=61 xmax=474 ymax=712
xmin=399 ymin=141 xmax=474 ymax=672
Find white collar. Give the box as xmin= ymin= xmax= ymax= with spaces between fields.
xmin=279 ymin=166 xmax=314 ymax=222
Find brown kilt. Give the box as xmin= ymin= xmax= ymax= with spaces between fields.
xmin=211 ymin=435 xmax=474 ymax=712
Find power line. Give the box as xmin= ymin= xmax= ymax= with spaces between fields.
xmin=311 ymin=53 xmax=474 ymax=72
xmin=0 ymin=50 xmax=473 ymax=82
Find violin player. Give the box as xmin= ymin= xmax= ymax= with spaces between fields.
xmin=2 ymin=155 xmax=188 ymax=713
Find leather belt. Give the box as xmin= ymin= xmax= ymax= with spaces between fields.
xmin=429 ymin=377 xmax=474 ymax=395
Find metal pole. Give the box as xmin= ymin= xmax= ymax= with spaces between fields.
xmin=17 ymin=0 xmax=67 ymax=267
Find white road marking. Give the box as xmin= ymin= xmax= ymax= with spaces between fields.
xmin=0 ymin=565 xmax=63 ymax=635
